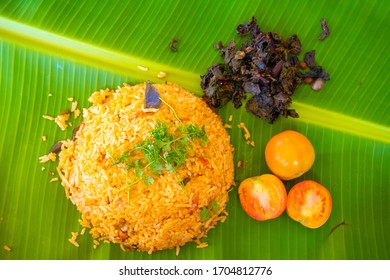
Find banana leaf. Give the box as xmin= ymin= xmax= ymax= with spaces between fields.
xmin=0 ymin=0 xmax=389 ymax=260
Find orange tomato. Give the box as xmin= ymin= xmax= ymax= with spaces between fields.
xmin=238 ymin=174 xmax=287 ymax=221
xmin=286 ymin=180 xmax=332 ymax=229
xmin=265 ymin=130 xmax=315 ymax=180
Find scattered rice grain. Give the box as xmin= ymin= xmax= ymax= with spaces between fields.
xmin=246 ymin=140 xmax=255 ymax=147
xmin=73 ymin=108 xmax=81 ymax=119
xmin=237 ymin=122 xmax=251 ymax=140
xmin=68 ymin=239 xmax=79 ymax=247
xmin=220 ymin=215 xmax=227 ymax=223
xmin=175 ymin=246 xmax=180 ymax=256
xmin=39 ymin=152 xmax=57 ymax=163
xmin=196 ymin=242 xmax=208 ymax=249
xmin=93 ymin=240 xmax=100 ymax=249
xmin=54 ymin=112 xmax=70 ymax=131
xmin=3 ymin=245 xmax=12 ymax=252
xmin=68 ymin=232 xmax=80 ymax=247
xmin=42 ymin=115 xmax=55 ymax=121
xmin=157 ymin=71 xmax=167 ymax=79
xmin=137 ymin=65 xmax=149 ymax=71
xmin=71 ymin=101 xmax=78 ymax=112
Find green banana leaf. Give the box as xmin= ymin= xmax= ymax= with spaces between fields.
xmin=0 ymin=0 xmax=389 ymax=260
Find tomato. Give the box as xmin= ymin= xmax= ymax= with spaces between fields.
xmin=265 ymin=130 xmax=315 ymax=180
xmin=238 ymin=174 xmax=287 ymax=221
xmin=286 ymin=180 xmax=332 ymax=229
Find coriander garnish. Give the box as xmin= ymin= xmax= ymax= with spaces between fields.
xmin=200 ymin=200 xmax=221 ymax=222
xmin=113 ymin=120 xmax=208 ymax=189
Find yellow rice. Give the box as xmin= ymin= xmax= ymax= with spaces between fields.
xmin=57 ymin=82 xmax=234 ymax=254
xmin=3 ymin=245 xmax=12 ymax=252
xmin=39 ymin=152 xmax=56 ymax=163
xmin=68 ymin=231 xmax=80 ymax=247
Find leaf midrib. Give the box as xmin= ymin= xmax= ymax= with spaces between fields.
xmin=1 ymin=16 xmax=389 ymax=144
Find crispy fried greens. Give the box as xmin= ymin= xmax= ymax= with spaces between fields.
xmin=201 ymin=16 xmax=330 ymax=123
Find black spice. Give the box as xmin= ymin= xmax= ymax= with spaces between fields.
xmin=49 ymin=141 xmax=63 ymax=153
xmin=304 ymin=50 xmax=316 ymax=69
xmin=236 ymin=16 xmax=259 ymax=37
xmin=200 ymin=17 xmax=330 ymax=123
xmin=318 ymin=18 xmax=330 ymax=41
xmin=169 ymin=38 xmax=179 ymax=52
xmin=181 ymin=177 xmax=191 ymax=186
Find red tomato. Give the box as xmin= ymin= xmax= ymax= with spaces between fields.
xmin=287 ymin=180 xmax=332 ymax=228
xmin=238 ymin=174 xmax=287 ymax=221
xmin=265 ymin=130 xmax=315 ymax=180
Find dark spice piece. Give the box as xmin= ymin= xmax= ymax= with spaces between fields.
xmin=236 ymin=16 xmax=259 ymax=37
xmin=200 ymin=64 xmax=236 ymax=108
xmin=49 ymin=141 xmax=63 ymax=153
xmin=200 ymin=17 xmax=330 ymax=123
xmin=284 ymin=34 xmax=302 ymax=55
xmin=326 ymin=220 xmax=350 ymax=239
xmin=300 ymin=66 xmax=330 ymax=81
xmin=181 ymin=177 xmax=191 ymax=186
xmin=304 ymin=50 xmax=316 ymax=69
xmin=169 ymin=38 xmax=179 ymax=52
xmin=318 ymin=18 xmax=330 ymax=41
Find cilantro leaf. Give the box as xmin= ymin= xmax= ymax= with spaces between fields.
xmin=143 ymin=176 xmax=154 ymax=186
xmin=165 ymin=163 xmax=175 ymax=173
xmin=209 ymin=200 xmax=220 ymax=213
xmin=200 ymin=207 xmax=211 ymax=222
xmin=135 ymin=169 xmax=144 ymax=177
xmin=113 ymin=117 xmax=209 ymax=195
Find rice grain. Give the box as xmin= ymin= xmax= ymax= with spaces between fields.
xmin=3 ymin=245 xmax=11 ymax=252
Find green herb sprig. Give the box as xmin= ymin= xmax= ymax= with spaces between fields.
xmin=114 ymin=120 xmax=208 ymax=188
